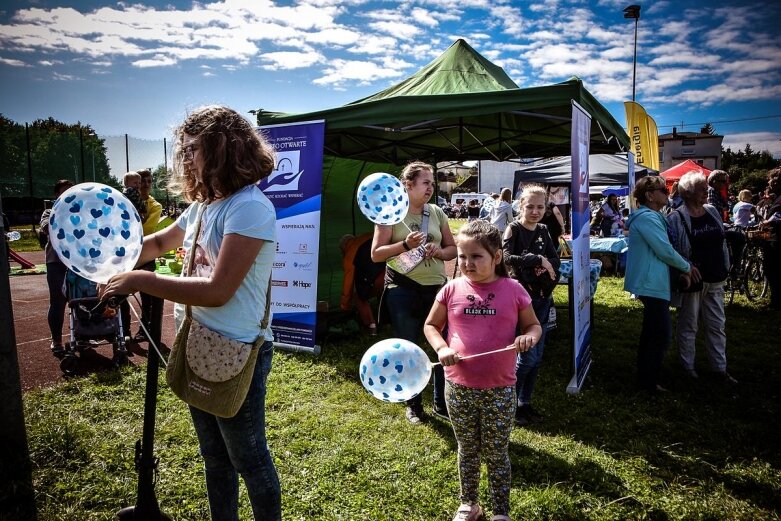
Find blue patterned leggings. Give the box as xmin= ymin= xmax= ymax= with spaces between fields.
xmin=446 ymin=380 xmax=515 ymax=516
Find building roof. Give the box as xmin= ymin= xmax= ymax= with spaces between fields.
xmin=659 ymin=131 xmax=723 ymax=139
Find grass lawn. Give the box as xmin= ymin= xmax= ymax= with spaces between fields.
xmin=20 ymin=276 xmax=781 ymax=520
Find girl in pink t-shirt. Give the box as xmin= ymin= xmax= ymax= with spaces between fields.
xmin=424 ymin=220 xmax=541 ymax=521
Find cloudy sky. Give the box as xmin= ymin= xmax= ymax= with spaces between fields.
xmin=1 ymin=0 xmax=780 ymax=161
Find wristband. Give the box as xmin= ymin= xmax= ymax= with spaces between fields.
xmin=402 ymin=240 xmax=411 ymax=251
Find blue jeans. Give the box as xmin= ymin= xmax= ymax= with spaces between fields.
xmin=385 ymin=284 xmax=445 ymax=410
xmin=515 ymin=296 xmax=551 ymax=405
xmin=189 ymin=341 xmax=281 ymax=521
xmin=637 ymin=296 xmax=671 ymax=391
xmin=46 ymin=261 xmax=67 ymax=344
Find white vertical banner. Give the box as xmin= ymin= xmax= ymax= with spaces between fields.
xmin=258 ymin=121 xmax=325 ymax=351
xmin=567 ymin=101 xmax=592 ymax=394
xmin=627 ymin=151 xmax=636 ymax=213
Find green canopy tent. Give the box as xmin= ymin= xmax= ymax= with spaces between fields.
xmin=254 ymin=39 xmax=630 ymax=309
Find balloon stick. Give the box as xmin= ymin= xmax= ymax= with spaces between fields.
xmin=429 ymin=345 xmax=516 ymax=367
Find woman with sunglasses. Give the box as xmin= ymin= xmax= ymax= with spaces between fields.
xmin=624 ymin=176 xmax=699 ymax=394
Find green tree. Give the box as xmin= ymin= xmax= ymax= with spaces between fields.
xmin=0 ymin=115 xmax=29 ymax=197
xmin=0 ymin=116 xmax=117 ymax=198
xmin=722 ymin=142 xmax=780 ymax=194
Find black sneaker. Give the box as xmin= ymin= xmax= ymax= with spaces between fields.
xmin=405 ymin=406 xmax=424 ymax=425
xmin=133 ymin=331 xmax=148 ymax=343
xmin=516 ymin=404 xmax=544 ymax=425
xmin=432 ymin=404 xmax=449 ymax=420
xmin=711 ymin=372 xmax=738 ymax=385
xmin=525 ymin=405 xmax=545 ymax=423
xmin=514 ymin=407 xmax=530 ymax=426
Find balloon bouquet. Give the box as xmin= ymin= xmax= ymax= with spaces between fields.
xmin=354 ymin=172 xmax=516 ymax=402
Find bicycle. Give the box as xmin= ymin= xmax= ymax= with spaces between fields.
xmin=724 ymin=227 xmax=769 ymax=305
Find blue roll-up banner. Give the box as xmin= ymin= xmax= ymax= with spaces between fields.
xmin=567 ymin=102 xmax=592 ymax=394
xmin=258 ymin=120 xmax=325 ymax=349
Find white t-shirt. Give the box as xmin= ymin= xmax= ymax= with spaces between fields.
xmin=174 ymin=185 xmax=276 ymax=343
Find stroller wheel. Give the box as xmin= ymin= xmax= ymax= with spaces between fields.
xmin=113 ymin=352 xmax=129 ymax=368
xmin=60 ymin=353 xmax=79 ymax=376
xmin=112 ymin=341 xmax=130 ymax=368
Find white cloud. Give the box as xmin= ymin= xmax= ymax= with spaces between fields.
xmin=132 ymin=54 xmax=177 ymax=67
xmin=313 ymin=58 xmax=404 ymax=88
xmin=0 ymin=56 xmax=29 ymax=66
xmin=722 ymin=131 xmax=781 ymax=158
xmin=0 ymin=0 xmax=777 ymax=105
xmin=410 ymin=7 xmax=439 ymax=27
xmin=52 ymin=71 xmax=79 ymax=80
xmin=368 ymin=20 xmax=420 ymax=39
xmin=260 ymin=51 xmax=324 ymax=70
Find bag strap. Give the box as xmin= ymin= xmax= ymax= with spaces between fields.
xmin=420 ymin=204 xmax=430 ymax=243
xmin=676 ymin=208 xmax=694 ymax=242
xmin=184 ymin=203 xmax=207 ymax=321
xmin=183 ymin=202 xmax=272 ymax=341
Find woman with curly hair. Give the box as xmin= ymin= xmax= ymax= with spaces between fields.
xmin=100 ymin=105 xmax=281 ymax=519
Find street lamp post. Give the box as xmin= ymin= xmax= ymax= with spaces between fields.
xmin=624 ymin=4 xmax=641 ymax=102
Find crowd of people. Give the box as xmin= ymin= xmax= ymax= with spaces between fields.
xmin=30 ymin=108 xmax=781 ymax=520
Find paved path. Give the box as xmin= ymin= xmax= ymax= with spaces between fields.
xmin=9 ymin=251 xmax=176 ymax=391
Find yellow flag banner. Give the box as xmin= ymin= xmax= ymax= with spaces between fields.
xmin=624 ymin=101 xmax=659 ymax=170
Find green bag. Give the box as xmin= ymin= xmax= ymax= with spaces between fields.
xmin=165 ymin=203 xmax=271 ymax=418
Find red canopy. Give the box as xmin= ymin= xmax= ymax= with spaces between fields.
xmin=660 ymin=160 xmax=713 ymax=187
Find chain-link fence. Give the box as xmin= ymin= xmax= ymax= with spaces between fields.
xmin=1 ymin=120 xmax=175 ymax=226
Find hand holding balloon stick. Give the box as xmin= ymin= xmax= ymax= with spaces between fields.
xmin=359 ymin=339 xmax=520 ymax=403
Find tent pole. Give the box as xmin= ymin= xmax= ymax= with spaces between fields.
xmin=352 ymin=162 xmax=369 ymax=234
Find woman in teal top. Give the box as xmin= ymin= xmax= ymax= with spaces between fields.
xmin=625 ymin=175 xmax=698 ymax=394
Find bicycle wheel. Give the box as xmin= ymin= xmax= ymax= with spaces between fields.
xmin=744 ymin=257 xmax=768 ymax=301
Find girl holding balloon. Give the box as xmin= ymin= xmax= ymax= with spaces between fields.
xmin=99 ymin=105 xmax=281 ymax=520
xmin=424 ymin=220 xmax=541 ymax=521
xmin=370 ymin=160 xmax=457 ymax=424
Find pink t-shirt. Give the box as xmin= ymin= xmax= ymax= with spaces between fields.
xmin=436 ymin=276 xmax=532 ymax=389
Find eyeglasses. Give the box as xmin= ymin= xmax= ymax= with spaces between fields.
xmin=183 ymin=143 xmax=199 ymax=162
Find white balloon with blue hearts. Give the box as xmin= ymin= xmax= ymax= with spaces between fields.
xmin=356 ymin=172 xmax=409 ymax=225
xmin=359 ymin=338 xmax=432 ymax=402
xmin=48 ymin=182 xmax=144 ymax=284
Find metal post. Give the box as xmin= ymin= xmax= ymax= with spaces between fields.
xmin=125 ymin=134 xmax=130 ymax=173
xmin=79 ymin=126 xmax=85 ymax=183
xmin=116 ymin=297 xmax=170 ymax=520
xmin=25 ymin=123 xmax=33 ymax=198
xmin=632 ymin=17 xmax=638 ymax=101
xmin=0 ymin=194 xmax=37 ymax=521
xmin=163 ymin=139 xmax=169 ymax=209
xmin=623 ymin=5 xmax=641 ymax=102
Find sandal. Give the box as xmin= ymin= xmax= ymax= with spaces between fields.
xmin=453 ymin=503 xmax=482 ymax=521
xmin=50 ymin=342 xmax=65 ymax=357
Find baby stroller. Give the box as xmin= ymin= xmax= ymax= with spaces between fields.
xmin=60 ymin=270 xmax=130 ymax=376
